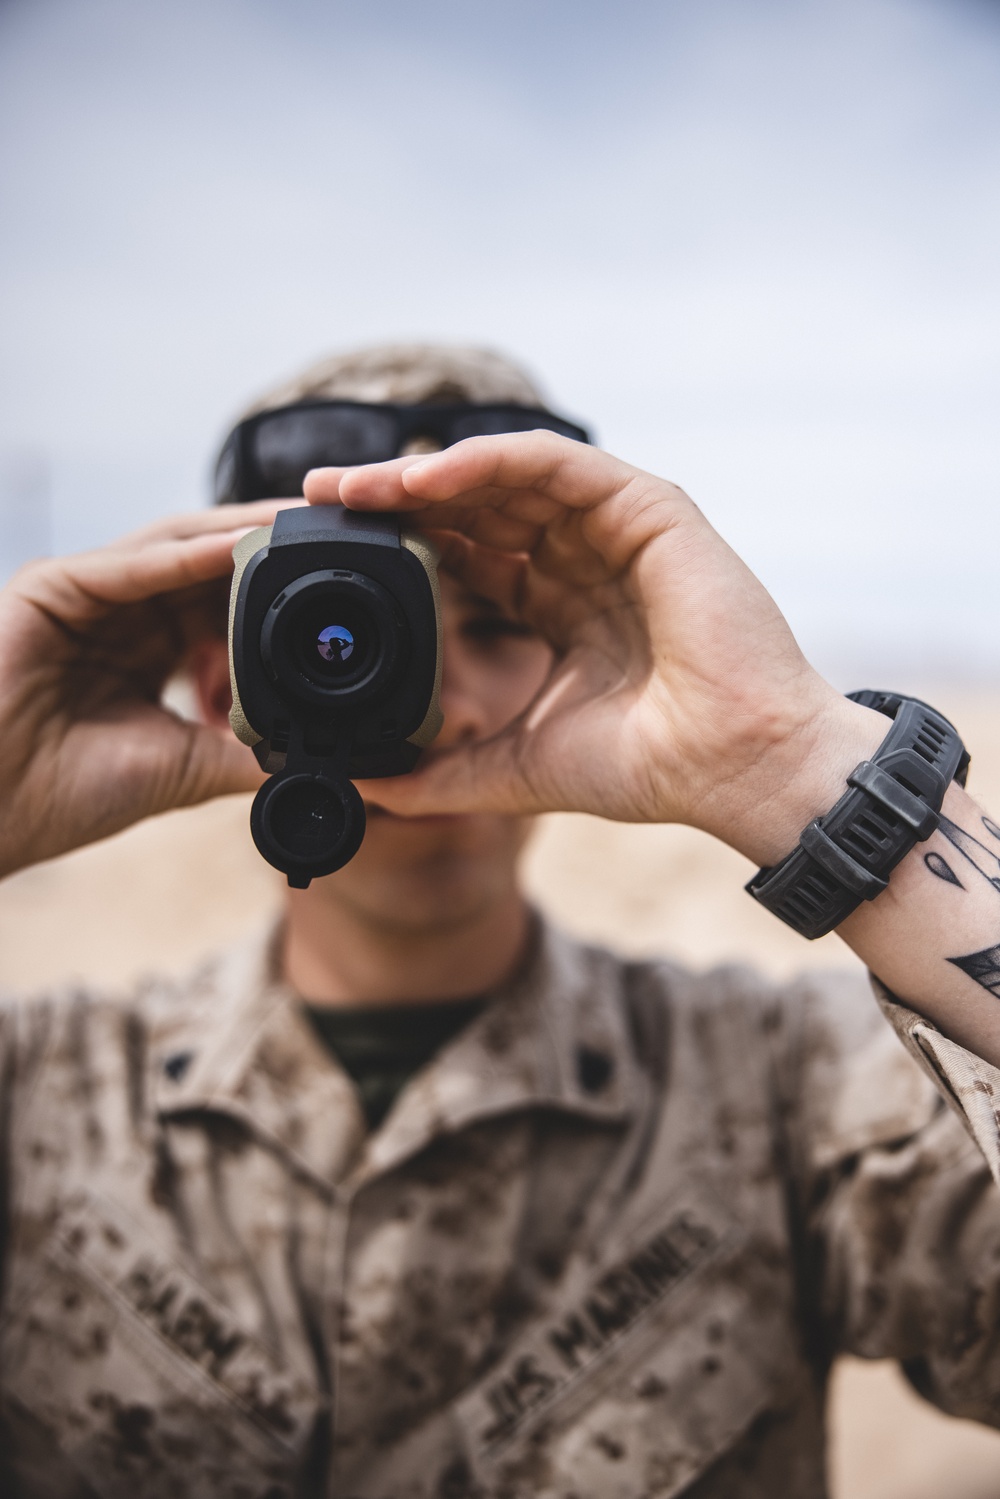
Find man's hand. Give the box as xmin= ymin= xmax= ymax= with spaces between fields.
xmin=305 ymin=434 xmax=885 ymax=867
xmin=0 ymin=503 xmax=281 ymax=879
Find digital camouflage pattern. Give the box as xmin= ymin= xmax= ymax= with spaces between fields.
xmin=233 ymin=342 xmax=551 ymax=422
xmin=1 ymin=919 xmax=999 ymax=1498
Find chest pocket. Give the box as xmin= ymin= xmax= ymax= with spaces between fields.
xmin=0 ymin=1194 xmax=321 ymax=1499
xmin=453 ymin=1183 xmax=799 ymax=1499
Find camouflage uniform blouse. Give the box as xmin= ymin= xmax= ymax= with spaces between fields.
xmin=1 ymin=919 xmax=998 ymax=1498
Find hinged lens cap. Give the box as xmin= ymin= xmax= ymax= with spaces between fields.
xmin=250 ymin=771 xmax=366 ymax=887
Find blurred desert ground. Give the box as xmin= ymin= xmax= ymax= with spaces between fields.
xmin=4 ymin=685 xmax=1000 ymax=1499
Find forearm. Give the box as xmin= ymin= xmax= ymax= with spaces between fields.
xmin=838 ymin=779 xmax=1000 ymax=1069
xmin=726 ymin=697 xmax=1000 ymax=1070
xmin=710 ymin=695 xmax=1000 ymax=1073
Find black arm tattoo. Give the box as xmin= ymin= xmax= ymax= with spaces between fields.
xmin=949 ymin=947 xmax=1000 ymax=998
xmin=924 ymin=851 xmax=964 ymax=887
xmin=937 ymin=814 xmax=1000 ymax=892
xmin=936 ymin=815 xmax=1000 ymax=997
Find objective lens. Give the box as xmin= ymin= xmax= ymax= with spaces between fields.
xmin=299 ymin=606 xmax=369 ymax=683
xmin=317 ymin=624 xmax=355 ymax=666
xmin=260 ymin=569 xmax=403 ymax=704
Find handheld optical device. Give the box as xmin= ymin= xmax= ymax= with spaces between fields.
xmin=228 ymin=506 xmax=442 ymax=886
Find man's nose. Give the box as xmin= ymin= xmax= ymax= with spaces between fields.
xmin=434 ymin=641 xmax=490 ymax=749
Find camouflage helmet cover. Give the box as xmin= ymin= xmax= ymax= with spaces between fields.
xmin=237 ymin=342 xmax=550 ymax=419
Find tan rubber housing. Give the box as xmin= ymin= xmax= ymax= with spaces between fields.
xmin=227 ymin=521 xmax=444 ymax=751
xmin=399 ymin=528 xmax=444 ymax=747
xmin=228 ymin=525 xmax=271 ymax=749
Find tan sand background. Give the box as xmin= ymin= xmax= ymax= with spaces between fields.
xmin=3 ymin=686 xmax=1000 ymax=1497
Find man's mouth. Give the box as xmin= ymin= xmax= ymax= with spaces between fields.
xmin=364 ymin=803 xmax=460 ymax=826
xmin=358 ymin=758 xmax=468 ymax=826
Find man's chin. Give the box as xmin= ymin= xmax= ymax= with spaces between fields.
xmin=309 ymin=833 xmax=523 ymax=936
xmin=359 ymin=804 xmax=504 ymax=862
xmin=313 ymin=805 xmax=531 ymax=919
xmin=347 ymin=809 xmax=530 ymax=887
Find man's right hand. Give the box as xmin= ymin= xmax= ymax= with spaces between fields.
xmin=0 ymin=503 xmax=282 ymax=880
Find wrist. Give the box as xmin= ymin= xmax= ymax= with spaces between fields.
xmin=703 ymin=694 xmax=889 ymax=869
xmin=746 ymin=692 xmax=969 ymax=939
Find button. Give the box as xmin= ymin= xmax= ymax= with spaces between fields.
xmin=163 ymin=1051 xmax=194 ymax=1082
xmin=576 ymin=1045 xmax=613 ymax=1094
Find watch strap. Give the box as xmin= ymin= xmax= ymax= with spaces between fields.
xmin=745 ymin=693 xmax=970 ymax=939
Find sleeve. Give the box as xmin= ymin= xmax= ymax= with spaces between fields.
xmin=781 ymin=969 xmax=1000 ymax=1427
xmin=0 ymin=993 xmax=25 ymax=1252
xmin=0 ymin=990 xmax=58 ymax=1251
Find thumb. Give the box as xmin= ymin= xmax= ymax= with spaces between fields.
xmin=165 ymin=723 xmax=266 ymax=812
xmin=357 ymin=735 xmax=548 ymax=820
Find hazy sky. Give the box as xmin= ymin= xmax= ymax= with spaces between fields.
xmin=1 ymin=0 xmax=998 ymax=683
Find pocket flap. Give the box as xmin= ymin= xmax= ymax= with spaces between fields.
xmin=454 ymin=1184 xmax=794 ymax=1498
xmin=1 ymin=1194 xmax=320 ymax=1499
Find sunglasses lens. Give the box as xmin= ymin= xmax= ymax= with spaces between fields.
xmin=220 ymin=402 xmax=591 ymax=503
xmin=213 ymin=433 xmax=239 ymax=504
xmin=448 ymin=409 xmax=588 ymax=444
xmin=253 ymin=407 xmax=400 ymax=493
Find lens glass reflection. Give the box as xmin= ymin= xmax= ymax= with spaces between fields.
xmin=290 ymin=596 xmax=374 ymax=690
xmin=317 ymin=624 xmax=355 ymax=667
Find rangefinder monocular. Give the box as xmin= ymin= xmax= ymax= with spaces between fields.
xmin=228 ymin=507 xmax=443 ymax=887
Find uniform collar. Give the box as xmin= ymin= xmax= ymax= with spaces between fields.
xmin=152 ymin=914 xmax=640 ymax=1190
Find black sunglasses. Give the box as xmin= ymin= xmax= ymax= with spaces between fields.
xmin=214 ymin=400 xmax=593 ymax=505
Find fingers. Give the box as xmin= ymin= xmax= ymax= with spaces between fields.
xmin=13 ymin=522 xmax=264 ymax=627
xmin=400 ymin=432 xmax=632 ymax=512
xmin=415 ymin=505 xmax=547 ymax=553
xmin=359 ymin=734 xmax=544 ymax=821
xmin=304 ymin=432 xmax=636 ymax=515
xmin=117 ymin=498 xmax=303 ymax=547
xmin=7 ymin=500 xmax=300 ymax=633
xmin=303 ymin=454 xmax=423 ymax=505
xmin=432 ymin=526 xmax=582 ymax=627
xmin=303 ymin=434 xmax=685 ymax=581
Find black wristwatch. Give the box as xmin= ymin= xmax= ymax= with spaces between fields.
xmin=746 ymin=691 xmax=970 ymax=939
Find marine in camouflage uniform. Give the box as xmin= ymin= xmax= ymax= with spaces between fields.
xmin=3 ymin=919 xmax=1000 ymax=1499
xmin=1 ymin=347 xmax=999 ymax=1497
